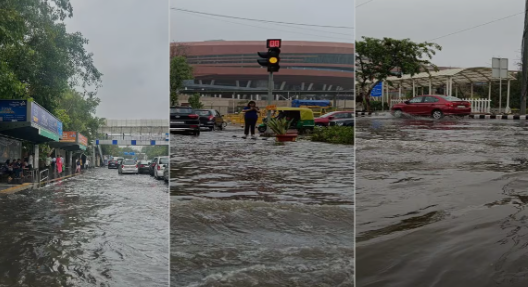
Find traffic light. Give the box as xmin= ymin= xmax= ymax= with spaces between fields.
xmin=257 ymin=47 xmax=281 ymax=72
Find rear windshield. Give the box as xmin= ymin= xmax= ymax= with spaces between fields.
xmin=139 ymin=160 xmax=148 ymax=164
xmin=159 ymin=157 xmax=169 ymax=164
xmin=171 ymin=108 xmax=192 ymax=114
xmin=124 ymin=160 xmax=135 ymax=165
xmin=196 ymin=110 xmax=211 ymax=116
xmin=440 ymin=96 xmax=463 ymax=101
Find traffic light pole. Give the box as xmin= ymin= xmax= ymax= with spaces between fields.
xmin=266 ymin=71 xmax=274 ymax=122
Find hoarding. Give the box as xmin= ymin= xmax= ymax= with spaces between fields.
xmin=31 ymin=102 xmax=63 ymax=137
xmin=78 ymin=133 xmax=88 ymax=147
xmin=60 ymin=131 xmax=77 ymax=143
xmin=0 ymin=100 xmax=27 ymax=122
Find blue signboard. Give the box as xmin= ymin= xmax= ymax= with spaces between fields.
xmin=0 ymin=100 xmax=27 ymax=122
xmin=124 ymin=152 xmax=129 ymax=155
xmin=371 ymin=82 xmax=383 ymax=97
xmin=31 ymin=102 xmax=63 ymax=137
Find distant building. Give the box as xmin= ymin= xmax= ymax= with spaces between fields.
xmin=170 ymin=41 xmax=354 ymax=96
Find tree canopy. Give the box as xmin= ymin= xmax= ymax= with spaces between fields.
xmin=355 ymin=37 xmax=442 ymax=98
xmin=170 ymin=56 xmax=193 ymax=106
xmin=0 ymin=0 xmax=103 ymax=154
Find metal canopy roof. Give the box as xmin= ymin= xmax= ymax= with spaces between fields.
xmin=383 ymin=67 xmax=517 ymax=89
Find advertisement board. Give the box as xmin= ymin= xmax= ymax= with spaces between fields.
xmin=0 ymin=100 xmax=27 ymax=122
xmin=60 ymin=131 xmax=77 ymax=143
xmin=78 ymin=133 xmax=88 ymax=147
xmin=31 ymin=102 xmax=63 ymax=137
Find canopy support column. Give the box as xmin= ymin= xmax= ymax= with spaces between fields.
xmin=488 ymin=82 xmax=492 ymax=113
xmin=506 ymin=79 xmax=511 ymax=113
xmin=412 ymin=80 xmax=416 ymax=97
xmin=429 ymin=79 xmax=432 ymax=94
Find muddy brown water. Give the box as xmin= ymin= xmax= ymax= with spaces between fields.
xmin=171 ymin=129 xmax=354 ymax=287
xmin=356 ymin=117 xmax=528 ymax=287
xmin=0 ymin=168 xmax=169 ymax=287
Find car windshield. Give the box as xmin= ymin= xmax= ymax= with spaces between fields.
xmin=124 ymin=160 xmax=135 ymax=165
xmin=160 ymin=157 xmax=169 ymax=164
xmin=196 ymin=110 xmax=211 ymax=116
xmin=440 ymin=96 xmax=463 ymax=101
xmin=171 ymin=108 xmax=192 ymax=114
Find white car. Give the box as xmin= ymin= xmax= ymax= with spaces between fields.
xmin=154 ymin=156 xmax=169 ymax=180
xmin=119 ymin=159 xmax=138 ymax=174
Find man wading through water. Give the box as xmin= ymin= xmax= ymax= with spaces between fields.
xmin=242 ymin=101 xmax=260 ymax=139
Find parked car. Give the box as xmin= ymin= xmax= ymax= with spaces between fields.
xmin=329 ymin=118 xmax=354 ymax=127
xmin=170 ymin=106 xmax=200 ymax=135
xmin=163 ymin=167 xmax=169 ymax=183
xmin=149 ymin=157 xmax=158 ymax=176
xmin=118 ymin=159 xmax=138 ymax=175
xmin=391 ymin=95 xmax=472 ymax=119
xmin=314 ymin=111 xmax=354 ymax=126
xmin=108 ymin=159 xmax=119 ymax=169
xmin=153 ymin=156 xmax=169 ymax=180
xmin=137 ymin=160 xmax=150 ymax=174
xmin=195 ymin=109 xmax=225 ymax=130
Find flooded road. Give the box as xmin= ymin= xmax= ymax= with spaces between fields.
xmin=171 ymin=129 xmax=354 ymax=287
xmin=356 ymin=117 xmax=528 ymax=287
xmin=0 ymin=168 xmax=169 ymax=287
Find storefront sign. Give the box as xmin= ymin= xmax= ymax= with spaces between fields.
xmin=60 ymin=131 xmax=77 ymax=143
xmin=78 ymin=133 xmax=88 ymax=147
xmin=31 ymin=102 xmax=63 ymax=137
xmin=0 ymin=100 xmax=27 ymax=122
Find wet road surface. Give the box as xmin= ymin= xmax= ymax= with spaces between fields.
xmin=0 ymin=167 xmax=169 ymax=287
xmin=171 ymin=128 xmax=354 ymax=287
xmin=356 ymin=117 xmax=528 ymax=287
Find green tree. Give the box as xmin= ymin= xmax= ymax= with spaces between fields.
xmin=0 ymin=0 xmax=102 ymax=114
xmin=356 ymin=37 xmax=441 ymax=111
xmin=142 ymin=146 xmax=168 ymax=158
xmin=170 ymin=56 xmax=193 ymax=106
xmin=188 ymin=93 xmax=204 ymax=109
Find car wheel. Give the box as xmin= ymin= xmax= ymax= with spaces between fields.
xmin=432 ymin=110 xmax=443 ymax=120
xmin=393 ymin=109 xmax=403 ymax=118
xmin=195 ymin=131 xmax=200 ymax=136
xmin=209 ymin=127 xmax=214 ymax=131
xmin=218 ymin=124 xmax=223 ymax=131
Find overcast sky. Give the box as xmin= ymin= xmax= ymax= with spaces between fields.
xmin=357 ymin=0 xmax=524 ymax=70
xmin=170 ymin=0 xmax=354 ymax=44
xmin=65 ymin=0 xmax=169 ymax=119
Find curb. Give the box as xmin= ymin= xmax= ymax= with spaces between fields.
xmin=0 ymin=183 xmax=33 ymax=195
xmin=467 ymin=114 xmax=528 ymax=120
xmin=356 ymin=112 xmax=389 ymax=117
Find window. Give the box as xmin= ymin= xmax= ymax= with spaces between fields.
xmin=409 ymin=97 xmax=424 ymax=103
xmin=160 ymin=157 xmax=169 ymax=164
xmin=196 ymin=110 xmax=211 ymax=116
xmin=424 ymin=97 xmax=439 ymax=103
xmin=124 ymin=160 xmax=135 ymax=165
xmin=171 ymin=108 xmax=192 ymax=114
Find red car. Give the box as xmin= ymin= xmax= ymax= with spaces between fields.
xmin=315 ymin=111 xmax=354 ymax=126
xmin=391 ymin=95 xmax=471 ymax=119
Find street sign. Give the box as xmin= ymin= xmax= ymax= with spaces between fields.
xmin=492 ymin=58 xmax=508 ymax=79
xmin=371 ymin=82 xmax=383 ymax=97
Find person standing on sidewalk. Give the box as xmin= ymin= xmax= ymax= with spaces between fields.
xmin=45 ymin=154 xmax=51 ymax=170
xmin=242 ymin=101 xmax=260 ymax=139
xmin=56 ymin=155 xmax=63 ymax=177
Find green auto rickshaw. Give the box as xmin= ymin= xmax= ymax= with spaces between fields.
xmin=258 ymin=107 xmax=315 ymax=133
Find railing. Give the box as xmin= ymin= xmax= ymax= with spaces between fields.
xmin=390 ymin=98 xmax=491 ymax=114
xmin=39 ymin=169 xmax=49 ymax=185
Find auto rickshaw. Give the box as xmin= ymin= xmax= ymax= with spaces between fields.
xmin=258 ymin=107 xmax=315 ymax=133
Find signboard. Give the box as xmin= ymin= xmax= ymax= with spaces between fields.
xmin=267 ymin=39 xmax=282 ymax=48
xmin=60 ymin=131 xmax=77 ymax=143
xmin=371 ymin=82 xmax=383 ymax=97
xmin=492 ymin=58 xmax=508 ymax=79
xmin=31 ymin=102 xmax=63 ymax=137
xmin=78 ymin=133 xmax=88 ymax=147
xmin=0 ymin=100 xmax=27 ymax=122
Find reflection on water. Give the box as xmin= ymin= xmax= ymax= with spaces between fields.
xmin=356 ymin=118 xmax=528 ymax=287
xmin=0 ymin=168 xmax=169 ymax=287
xmin=171 ymin=129 xmax=354 ymax=286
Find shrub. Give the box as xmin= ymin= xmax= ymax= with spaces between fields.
xmin=311 ymin=126 xmax=354 ymax=145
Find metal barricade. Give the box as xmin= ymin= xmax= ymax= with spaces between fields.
xmin=39 ymin=169 xmax=49 ymax=185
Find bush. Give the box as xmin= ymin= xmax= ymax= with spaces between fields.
xmin=369 ymin=101 xmax=389 ymax=111
xmin=311 ymin=126 xmax=354 ymax=145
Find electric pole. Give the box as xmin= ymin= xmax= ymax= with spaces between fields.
xmin=521 ymin=0 xmax=528 ymax=115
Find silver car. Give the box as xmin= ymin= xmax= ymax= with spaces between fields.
xmin=118 ymin=159 xmax=138 ymax=174
xmin=163 ymin=167 xmax=169 ymax=183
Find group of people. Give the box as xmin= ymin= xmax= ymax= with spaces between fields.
xmin=3 ymin=158 xmax=30 ymax=179
xmin=45 ymin=154 xmax=64 ymax=176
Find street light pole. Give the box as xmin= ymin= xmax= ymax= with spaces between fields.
xmin=267 ymin=71 xmax=274 ymax=122
xmin=521 ymin=0 xmax=528 ymax=115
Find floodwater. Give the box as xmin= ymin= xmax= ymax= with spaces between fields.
xmin=0 ymin=168 xmax=169 ymax=287
xmin=356 ymin=117 xmax=528 ymax=287
xmin=171 ymin=129 xmax=354 ymax=287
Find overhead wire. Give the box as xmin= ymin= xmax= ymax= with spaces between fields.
xmin=175 ymin=9 xmax=353 ymax=41
xmin=428 ymin=12 xmax=523 ymax=41
xmin=171 ymin=8 xmax=353 ymax=29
